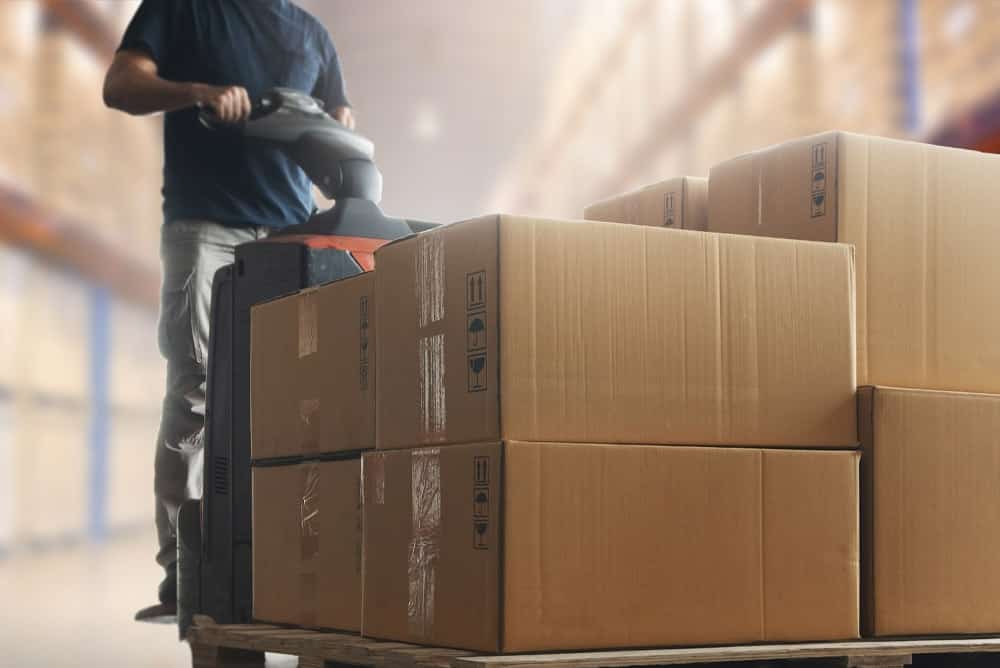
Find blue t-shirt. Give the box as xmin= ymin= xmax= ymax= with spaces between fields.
xmin=119 ymin=0 xmax=350 ymax=229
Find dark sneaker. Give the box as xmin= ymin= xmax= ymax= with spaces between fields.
xmin=134 ymin=601 xmax=178 ymax=624
xmin=158 ymin=563 xmax=178 ymax=606
xmin=136 ymin=562 xmax=178 ymax=623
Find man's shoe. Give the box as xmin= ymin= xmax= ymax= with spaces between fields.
xmin=134 ymin=601 xmax=178 ymax=624
xmin=159 ymin=562 xmax=178 ymax=606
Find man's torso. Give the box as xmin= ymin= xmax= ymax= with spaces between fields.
xmin=135 ymin=0 xmax=338 ymax=229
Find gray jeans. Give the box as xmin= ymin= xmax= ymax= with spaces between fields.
xmin=155 ymin=220 xmax=269 ymax=575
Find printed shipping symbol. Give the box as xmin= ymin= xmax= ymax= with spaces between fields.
xmin=468 ymin=353 xmax=487 ymax=391
xmin=467 ymin=314 xmax=486 ymax=350
xmin=474 ymin=456 xmax=489 ymax=483
xmin=474 ymin=520 xmax=488 ymax=549
xmin=473 ymin=487 xmax=489 ymax=517
xmin=467 ymin=271 xmax=486 ymax=310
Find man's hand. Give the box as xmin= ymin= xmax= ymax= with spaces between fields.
xmin=104 ymin=50 xmax=252 ymax=122
xmin=193 ymin=84 xmax=252 ymax=124
xmin=332 ymin=106 xmax=355 ymax=130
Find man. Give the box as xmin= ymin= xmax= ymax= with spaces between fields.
xmin=103 ymin=0 xmax=353 ymax=620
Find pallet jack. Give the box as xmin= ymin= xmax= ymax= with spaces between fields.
xmin=174 ymin=88 xmax=434 ymax=637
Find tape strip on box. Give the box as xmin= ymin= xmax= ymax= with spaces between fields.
xmin=415 ymin=234 xmax=445 ymax=328
xmin=298 ymin=290 xmax=319 ymax=358
xmin=300 ymin=462 xmax=320 ymax=627
xmin=418 ymin=335 xmax=447 ymax=438
xmin=407 ymin=448 xmax=441 ymax=639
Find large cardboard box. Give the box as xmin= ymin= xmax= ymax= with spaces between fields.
xmin=859 ymin=386 xmax=1000 ymax=636
xmin=709 ymin=131 xmax=1000 ymax=393
xmin=583 ymin=176 xmax=708 ymax=230
xmin=252 ymin=458 xmax=362 ymax=630
xmin=251 ymin=273 xmax=374 ymax=459
xmin=375 ymin=215 xmax=857 ymax=450
xmin=363 ymin=442 xmax=860 ymax=652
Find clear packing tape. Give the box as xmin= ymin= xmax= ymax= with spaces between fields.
xmin=407 ymin=448 xmax=441 ymax=638
xmin=415 ymin=234 xmax=445 ymax=328
xmin=418 ymin=334 xmax=447 ymax=439
xmin=298 ymin=290 xmax=318 ymax=358
xmin=415 ymin=234 xmax=447 ymax=441
xmin=300 ymin=462 xmax=320 ymax=627
xmin=298 ymin=289 xmax=321 ymax=454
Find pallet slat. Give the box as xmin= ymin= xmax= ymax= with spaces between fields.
xmin=451 ymin=638 xmax=1000 ymax=668
xmin=188 ymin=621 xmax=1000 ymax=668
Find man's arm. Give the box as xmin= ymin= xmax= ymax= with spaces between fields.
xmin=332 ymin=106 xmax=355 ymax=130
xmin=312 ymin=32 xmax=355 ymax=130
xmin=103 ymin=49 xmax=252 ymax=122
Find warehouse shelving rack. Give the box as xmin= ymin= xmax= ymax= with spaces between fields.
xmin=0 ymin=0 xmax=160 ymax=551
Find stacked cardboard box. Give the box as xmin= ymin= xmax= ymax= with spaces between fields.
xmin=709 ymin=131 xmax=1000 ymax=637
xmin=583 ymin=176 xmax=708 ymax=230
xmin=364 ymin=215 xmax=861 ymax=652
xmin=249 ymin=272 xmax=374 ymax=631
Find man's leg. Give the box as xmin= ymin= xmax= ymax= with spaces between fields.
xmin=144 ymin=220 xmax=266 ymax=616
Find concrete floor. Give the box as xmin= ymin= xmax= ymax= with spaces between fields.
xmin=0 ymin=530 xmax=296 ymax=667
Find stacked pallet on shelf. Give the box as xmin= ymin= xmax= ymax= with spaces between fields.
xmin=8 ymin=262 xmax=91 ymax=548
xmin=708 ymin=130 xmax=1000 ymax=637
xmin=0 ymin=245 xmax=32 ymax=554
xmin=919 ymin=1 xmax=1000 ymax=131
xmin=0 ymin=1 xmax=166 ymax=553
xmin=35 ymin=25 xmax=110 ymax=237
xmin=106 ymin=298 xmax=164 ymax=533
xmin=0 ymin=1 xmax=40 ymax=195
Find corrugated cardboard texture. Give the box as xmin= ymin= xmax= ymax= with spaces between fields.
xmin=363 ymin=442 xmax=859 ymax=652
xmin=252 ymin=464 xmax=306 ymax=626
xmin=317 ymin=458 xmax=363 ymax=631
xmin=253 ymin=459 xmax=363 ymax=630
xmin=251 ymin=272 xmax=375 ymax=458
xmin=583 ymin=176 xmax=708 ymax=230
xmin=861 ymin=386 xmax=1000 ymax=636
xmin=376 ymin=215 xmax=857 ymax=450
xmin=362 ymin=443 xmax=501 ymax=651
xmin=709 ymin=131 xmax=1000 ymax=393
xmin=375 ymin=219 xmax=500 ymax=449
xmin=376 ymin=216 xmax=857 ymax=449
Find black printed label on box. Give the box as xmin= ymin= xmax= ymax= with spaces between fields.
xmin=467 ymin=311 xmax=487 ymax=351
xmin=473 ymin=456 xmax=490 ymax=550
xmin=474 ymin=456 xmax=489 ymax=484
xmin=664 ymin=191 xmax=676 ymax=227
xmin=811 ymin=142 xmax=828 ymax=218
xmin=467 ymin=353 xmax=487 ymax=392
xmin=466 ymin=271 xmax=486 ymax=311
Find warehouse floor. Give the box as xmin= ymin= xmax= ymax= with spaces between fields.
xmin=0 ymin=531 xmax=296 ymax=667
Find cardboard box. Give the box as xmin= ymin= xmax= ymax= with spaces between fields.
xmin=251 ymin=272 xmax=374 ymax=459
xmin=859 ymin=386 xmax=1000 ymax=636
xmin=252 ymin=458 xmax=362 ymax=630
xmin=583 ymin=177 xmax=708 ymax=230
xmin=375 ymin=215 xmax=857 ymax=450
xmin=363 ymin=442 xmax=860 ymax=652
xmin=709 ymin=131 xmax=1000 ymax=393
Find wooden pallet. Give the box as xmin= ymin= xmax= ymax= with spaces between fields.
xmin=187 ymin=619 xmax=1000 ymax=668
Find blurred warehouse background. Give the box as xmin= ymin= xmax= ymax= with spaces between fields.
xmin=0 ymin=0 xmax=998 ymax=665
